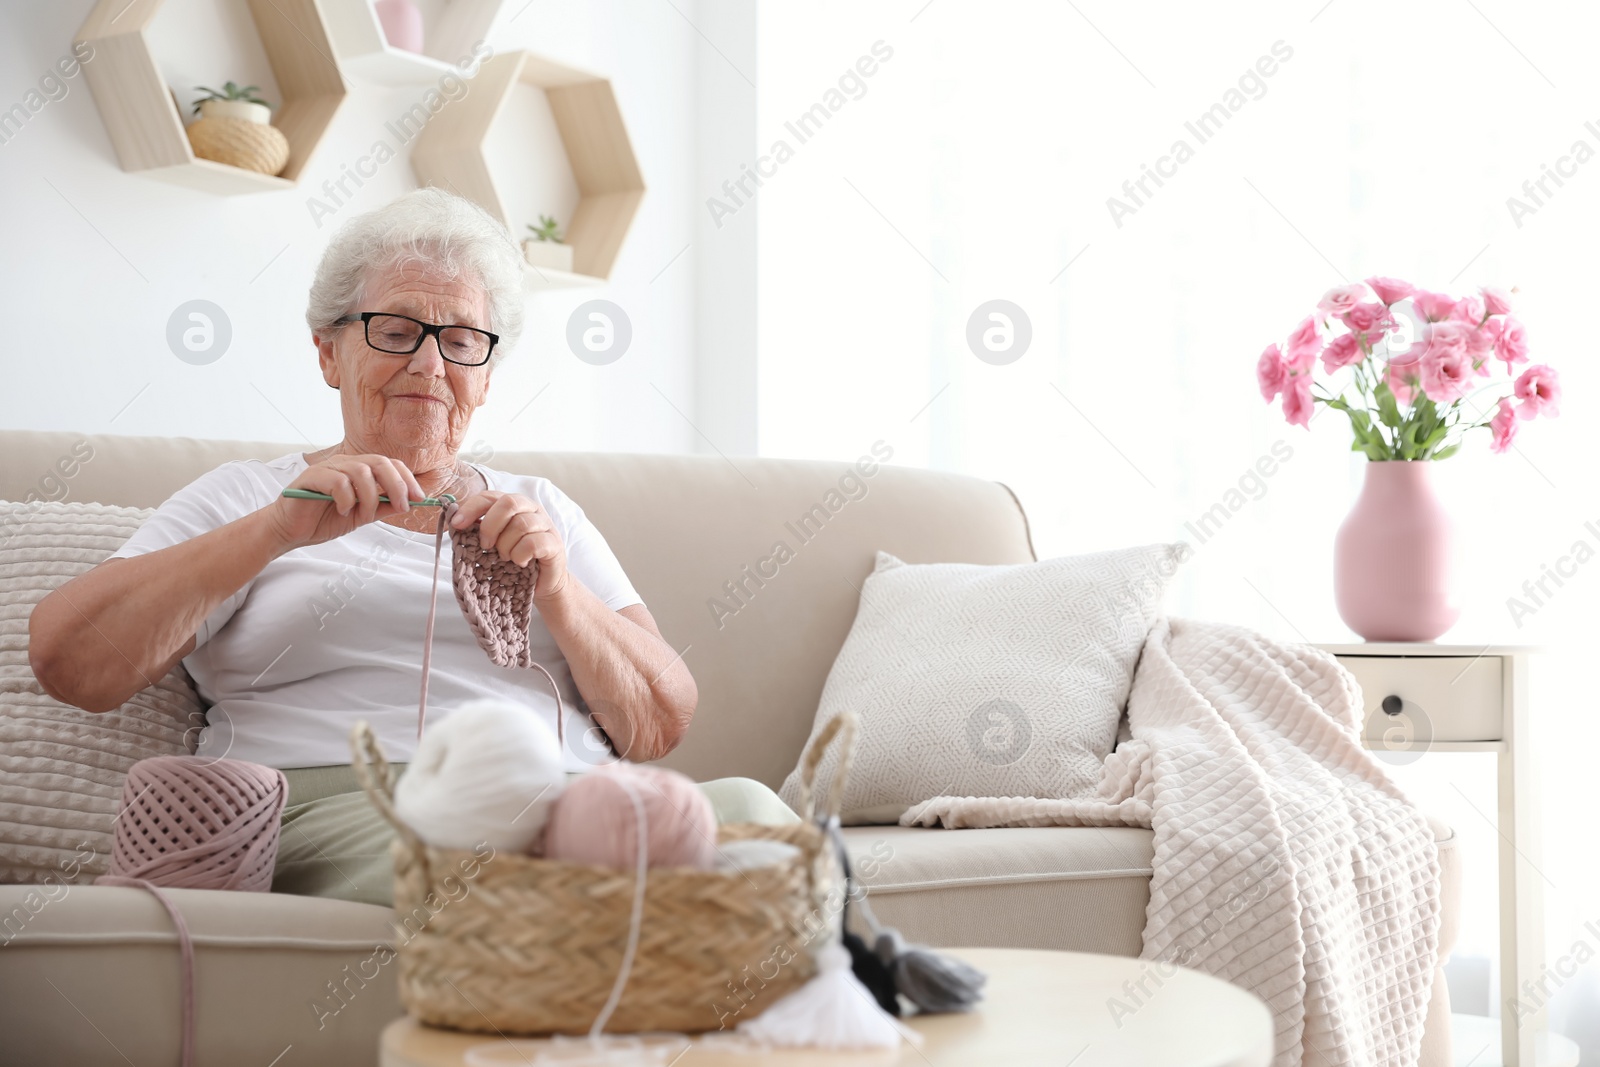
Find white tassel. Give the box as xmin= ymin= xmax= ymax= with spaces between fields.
xmin=737 ymin=942 xmax=910 ymax=1051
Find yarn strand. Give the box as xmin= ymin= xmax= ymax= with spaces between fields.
xmin=96 ymin=875 xmax=197 ymax=1067
xmin=418 ymin=498 xmax=564 ymax=752
xmin=417 ymin=499 xmax=455 ymax=740
xmin=587 ymin=772 xmax=649 ymax=1040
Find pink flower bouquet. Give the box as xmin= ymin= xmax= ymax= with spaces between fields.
xmin=1257 ymin=278 xmax=1560 ymax=458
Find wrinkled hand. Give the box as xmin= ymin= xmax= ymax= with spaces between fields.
xmin=449 ymin=491 xmax=569 ymax=600
xmin=268 ymin=453 xmax=425 ymax=551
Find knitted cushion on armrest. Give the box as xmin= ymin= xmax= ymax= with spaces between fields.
xmin=0 ymin=501 xmax=199 ymax=885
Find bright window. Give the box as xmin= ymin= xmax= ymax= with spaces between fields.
xmin=757 ymin=0 xmax=1600 ymax=1044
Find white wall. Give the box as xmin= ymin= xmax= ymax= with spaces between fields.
xmin=0 ymin=0 xmax=729 ymax=458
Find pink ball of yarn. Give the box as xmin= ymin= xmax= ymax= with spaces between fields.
xmin=542 ymin=763 xmax=718 ymax=870
xmin=101 ymin=755 xmax=288 ymax=892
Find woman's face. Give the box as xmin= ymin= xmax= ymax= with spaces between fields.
xmin=314 ymin=260 xmax=494 ymax=470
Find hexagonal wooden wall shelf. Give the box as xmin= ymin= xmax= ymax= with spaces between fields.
xmin=411 ymin=50 xmax=645 ymax=289
xmin=74 ymin=0 xmax=346 ymax=194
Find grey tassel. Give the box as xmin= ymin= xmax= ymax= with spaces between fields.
xmin=847 ymin=867 xmax=987 ymax=1015
xmin=871 ymin=927 xmax=987 ymax=1014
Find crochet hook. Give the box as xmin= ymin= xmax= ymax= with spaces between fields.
xmin=280 ymin=489 xmax=458 ymax=507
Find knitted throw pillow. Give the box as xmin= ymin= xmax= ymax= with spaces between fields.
xmin=780 ymin=544 xmax=1184 ymax=824
xmin=0 ymin=501 xmax=199 ymax=885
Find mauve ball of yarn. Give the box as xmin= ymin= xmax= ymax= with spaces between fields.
xmin=102 ymin=755 xmax=288 ymax=892
xmin=395 ymin=698 xmax=567 ymax=852
xmin=542 ymin=762 xmax=718 ymax=870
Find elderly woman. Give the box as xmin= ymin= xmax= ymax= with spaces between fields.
xmin=29 ymin=189 xmax=793 ymax=905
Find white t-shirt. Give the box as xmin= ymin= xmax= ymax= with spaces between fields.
xmin=107 ymin=452 xmax=643 ymax=770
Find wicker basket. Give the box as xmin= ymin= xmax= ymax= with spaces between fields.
xmin=350 ymin=711 xmax=855 ymax=1035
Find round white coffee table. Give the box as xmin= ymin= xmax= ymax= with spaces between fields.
xmin=380 ymin=947 xmax=1274 ymax=1067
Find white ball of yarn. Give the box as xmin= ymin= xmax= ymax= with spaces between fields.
xmin=714 ymin=839 xmax=801 ymax=872
xmin=394 ymin=698 xmax=566 ymax=852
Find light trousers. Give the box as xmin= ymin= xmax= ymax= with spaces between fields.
xmin=271 ymin=764 xmax=799 ymax=907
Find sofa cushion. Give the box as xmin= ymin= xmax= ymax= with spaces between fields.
xmin=841 ymin=825 xmax=1157 ymax=956
xmin=0 ymin=884 xmax=398 ymax=1067
xmin=783 ymin=544 xmax=1182 ymax=824
xmin=842 ymin=818 xmax=1461 ymax=966
xmin=0 ymin=500 xmax=199 ymax=884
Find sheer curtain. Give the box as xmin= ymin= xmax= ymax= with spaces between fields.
xmin=756 ymin=0 xmax=1600 ymax=1052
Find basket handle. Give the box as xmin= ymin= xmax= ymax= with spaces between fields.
xmin=349 ymin=720 xmax=425 ymax=856
xmin=793 ymin=709 xmax=857 ymax=823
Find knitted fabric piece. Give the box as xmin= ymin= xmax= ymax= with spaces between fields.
xmin=417 ymin=499 xmax=547 ymax=739
xmin=447 ymin=500 xmax=537 ymax=669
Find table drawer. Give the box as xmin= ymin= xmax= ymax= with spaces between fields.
xmin=1337 ymin=655 xmax=1503 ymax=744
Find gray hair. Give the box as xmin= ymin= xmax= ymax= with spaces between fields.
xmin=305 ymin=187 xmax=524 ymax=367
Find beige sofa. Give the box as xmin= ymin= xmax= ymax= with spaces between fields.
xmin=0 ymin=430 xmax=1460 ymax=1065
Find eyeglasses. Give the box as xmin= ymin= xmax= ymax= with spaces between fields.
xmin=338 ymin=312 xmax=499 ymax=367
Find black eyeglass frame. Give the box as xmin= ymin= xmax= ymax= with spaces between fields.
xmin=337 ymin=311 xmax=500 ymax=367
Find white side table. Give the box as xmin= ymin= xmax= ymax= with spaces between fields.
xmin=379 ymin=947 xmax=1274 ymax=1066
xmin=1318 ymin=643 xmax=1577 ymax=1067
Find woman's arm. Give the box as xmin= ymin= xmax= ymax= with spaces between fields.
xmin=538 ymin=585 xmax=697 ymax=763
xmin=29 ymin=453 xmax=424 ymax=713
xmin=28 ymin=508 xmax=289 ymax=712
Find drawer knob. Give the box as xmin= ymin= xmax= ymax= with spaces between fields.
xmin=1381 ymin=695 xmax=1403 ymax=716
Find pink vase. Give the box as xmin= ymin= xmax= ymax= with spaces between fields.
xmin=374 ymin=0 xmax=425 ymax=53
xmin=1334 ymin=461 xmax=1459 ymax=642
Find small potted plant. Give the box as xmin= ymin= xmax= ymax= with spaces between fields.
xmin=194 ymin=81 xmax=272 ymax=124
xmin=185 ymin=81 xmax=289 ymax=176
xmin=523 ymin=215 xmax=573 ymax=273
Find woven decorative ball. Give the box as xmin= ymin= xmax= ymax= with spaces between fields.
xmin=102 ymin=755 xmax=288 ymax=891
xmin=446 ymin=500 xmax=537 ymax=668
xmin=186 ymin=116 xmax=290 ymax=176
